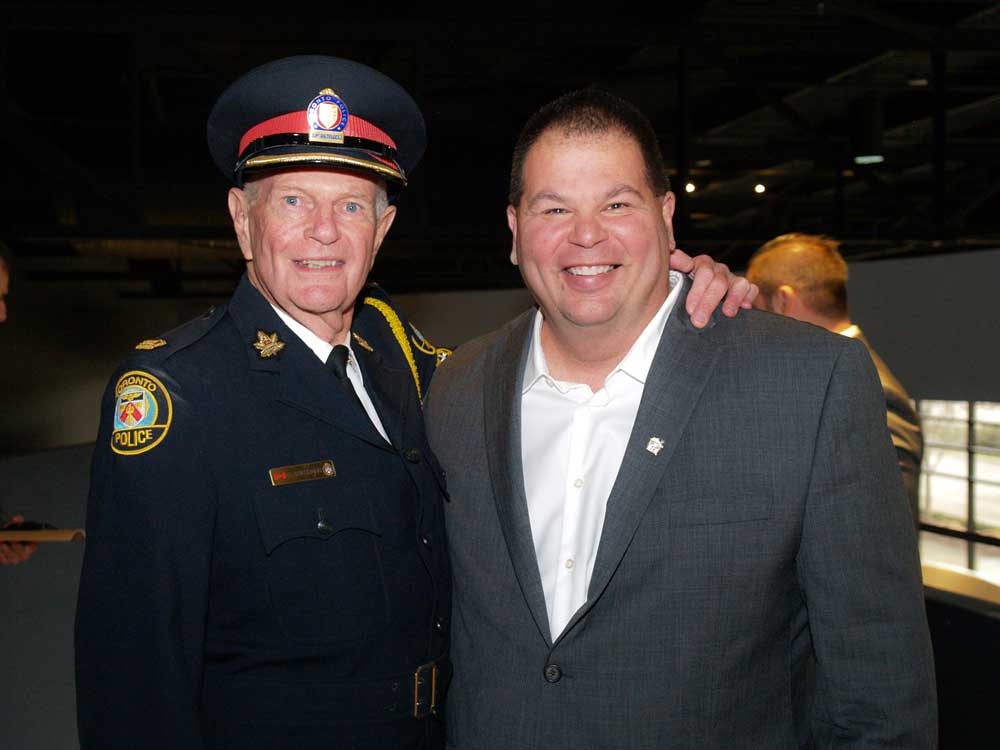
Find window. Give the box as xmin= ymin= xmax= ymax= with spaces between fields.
xmin=918 ymin=400 xmax=1000 ymax=580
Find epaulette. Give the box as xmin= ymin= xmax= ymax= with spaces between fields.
xmin=356 ymin=283 xmax=452 ymax=401
xmin=128 ymin=304 xmax=226 ymax=363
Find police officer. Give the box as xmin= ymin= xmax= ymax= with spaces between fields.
xmin=76 ymin=56 xmax=451 ymax=749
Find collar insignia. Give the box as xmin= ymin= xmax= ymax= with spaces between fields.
xmin=351 ymin=332 xmax=374 ymax=352
xmin=253 ymin=330 xmax=286 ymax=358
xmin=135 ymin=338 xmax=167 ymax=351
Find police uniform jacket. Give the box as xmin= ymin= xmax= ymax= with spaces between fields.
xmin=76 ymin=275 xmax=450 ymax=750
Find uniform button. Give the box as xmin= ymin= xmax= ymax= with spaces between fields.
xmin=405 ymin=447 xmax=422 ymax=463
xmin=435 ymin=617 xmax=446 ymax=634
xmin=420 ymin=532 xmax=432 ymax=548
xmin=316 ymin=519 xmax=333 ymax=537
xmin=543 ymin=664 xmax=562 ymax=683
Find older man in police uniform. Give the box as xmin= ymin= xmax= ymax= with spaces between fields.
xmin=75 ymin=56 xmax=453 ymax=750
xmin=75 ymin=56 xmax=752 ymax=750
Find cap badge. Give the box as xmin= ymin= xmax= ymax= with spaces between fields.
xmin=253 ymin=330 xmax=286 ymax=358
xmin=307 ymin=88 xmax=349 ymax=145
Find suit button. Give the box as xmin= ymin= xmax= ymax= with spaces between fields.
xmin=543 ymin=664 xmax=561 ymax=683
xmin=435 ymin=617 xmax=446 ymax=634
xmin=405 ymin=447 xmax=422 ymax=463
xmin=420 ymin=532 xmax=432 ymax=549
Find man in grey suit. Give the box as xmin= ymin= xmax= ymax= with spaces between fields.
xmin=746 ymin=233 xmax=924 ymax=526
xmin=426 ymin=91 xmax=936 ymax=747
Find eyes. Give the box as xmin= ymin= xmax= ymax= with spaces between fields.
xmin=541 ymin=201 xmax=631 ymax=216
xmin=278 ymin=196 xmax=368 ymax=215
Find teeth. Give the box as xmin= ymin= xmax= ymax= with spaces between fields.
xmin=295 ymin=260 xmax=342 ymax=269
xmin=567 ymin=265 xmax=615 ymax=276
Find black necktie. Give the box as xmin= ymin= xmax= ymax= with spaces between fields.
xmin=326 ymin=344 xmax=368 ymax=417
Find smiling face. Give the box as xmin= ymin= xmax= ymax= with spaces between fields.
xmin=228 ymin=168 xmax=396 ymax=342
xmin=507 ymin=128 xmax=675 ymax=349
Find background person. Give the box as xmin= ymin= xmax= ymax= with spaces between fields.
xmin=746 ymin=232 xmax=923 ymax=524
xmin=1 ymin=254 xmax=40 ymax=566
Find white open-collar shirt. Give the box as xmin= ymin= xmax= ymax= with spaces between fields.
xmin=521 ymin=271 xmax=683 ymax=638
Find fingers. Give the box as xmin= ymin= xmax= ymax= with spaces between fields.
xmin=1 ymin=515 xmax=39 ymax=565
xmin=685 ymin=254 xmax=730 ymax=328
xmin=0 ymin=542 xmax=36 ymax=565
xmin=668 ymin=247 xmax=694 ymax=273
xmin=683 ymin=254 xmax=759 ymax=328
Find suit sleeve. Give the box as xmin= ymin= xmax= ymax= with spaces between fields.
xmin=75 ymin=365 xmax=216 ymax=749
xmin=796 ymin=340 xmax=936 ymax=747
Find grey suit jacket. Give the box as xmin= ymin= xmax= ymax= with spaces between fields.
xmin=426 ymin=279 xmax=936 ymax=749
xmin=846 ymin=327 xmax=923 ymax=523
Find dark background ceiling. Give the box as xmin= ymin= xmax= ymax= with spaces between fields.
xmin=2 ymin=1 xmax=999 ymax=297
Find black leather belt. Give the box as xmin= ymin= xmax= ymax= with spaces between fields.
xmin=204 ymin=655 xmax=452 ymax=727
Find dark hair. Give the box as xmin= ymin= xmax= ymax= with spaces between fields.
xmin=508 ymin=89 xmax=670 ymax=205
xmin=747 ymin=233 xmax=849 ymax=318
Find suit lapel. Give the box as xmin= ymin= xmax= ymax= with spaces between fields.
xmin=561 ymin=281 xmax=721 ymax=639
xmin=483 ymin=311 xmax=554 ymax=645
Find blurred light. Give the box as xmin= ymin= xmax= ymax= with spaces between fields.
xmin=908 ymin=78 xmax=929 ymax=87
xmin=754 ymin=183 xmax=766 ymax=194
xmin=852 ymin=94 xmax=884 ymax=166
xmin=694 ymin=159 xmax=712 ymax=168
xmin=685 ymin=182 xmax=696 ymax=193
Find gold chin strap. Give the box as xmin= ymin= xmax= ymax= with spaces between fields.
xmin=362 ymin=296 xmax=422 ymax=400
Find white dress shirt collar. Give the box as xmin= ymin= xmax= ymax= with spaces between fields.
xmin=523 ymin=270 xmax=685 ymax=394
xmin=270 ymin=305 xmax=346 ymax=364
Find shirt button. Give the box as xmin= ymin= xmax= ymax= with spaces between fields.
xmin=573 ymin=478 xmax=584 ymax=488
xmin=565 ymin=558 xmax=575 ymax=570
xmin=405 ymin=448 xmax=422 ymax=463
xmin=543 ymin=664 xmax=562 ymax=683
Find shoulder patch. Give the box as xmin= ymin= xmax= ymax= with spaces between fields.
xmin=111 ymin=370 xmax=173 ymax=456
xmin=135 ymin=338 xmax=167 ymax=351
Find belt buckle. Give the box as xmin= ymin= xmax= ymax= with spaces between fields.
xmin=412 ymin=659 xmax=439 ymax=719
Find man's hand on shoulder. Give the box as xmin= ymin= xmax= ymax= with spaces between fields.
xmin=670 ymin=249 xmax=758 ymax=328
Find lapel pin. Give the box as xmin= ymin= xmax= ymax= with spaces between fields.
xmin=253 ymin=330 xmax=286 ymax=359
xmin=646 ymin=437 xmax=665 ymax=456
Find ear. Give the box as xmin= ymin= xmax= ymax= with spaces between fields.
xmin=228 ymin=188 xmax=254 ymax=262
xmin=371 ymin=204 xmax=397 ymax=262
xmin=506 ymin=204 xmax=519 ymax=266
xmin=660 ymin=191 xmax=676 ymax=251
xmin=774 ymin=284 xmax=796 ymax=315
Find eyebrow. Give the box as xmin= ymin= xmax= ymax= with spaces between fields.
xmin=603 ymin=184 xmax=645 ymax=202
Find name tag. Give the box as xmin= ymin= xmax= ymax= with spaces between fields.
xmin=269 ymin=460 xmax=336 ymax=486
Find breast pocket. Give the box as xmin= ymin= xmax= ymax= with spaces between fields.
xmin=252 ymin=478 xmax=389 ymax=643
xmin=667 ymin=493 xmax=774 ymax=528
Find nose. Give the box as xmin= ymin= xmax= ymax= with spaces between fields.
xmin=308 ymin=204 xmax=340 ymax=245
xmin=568 ymin=212 xmax=607 ymax=248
